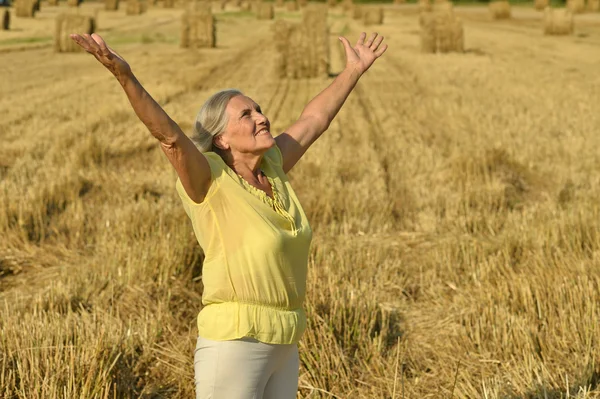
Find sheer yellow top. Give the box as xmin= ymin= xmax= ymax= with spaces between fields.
xmin=175 ymin=145 xmax=313 ymax=344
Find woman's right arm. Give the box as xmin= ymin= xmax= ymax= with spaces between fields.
xmin=70 ymin=33 xmax=211 ymax=203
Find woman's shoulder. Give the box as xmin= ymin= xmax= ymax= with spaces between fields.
xmin=263 ymin=144 xmax=283 ymax=167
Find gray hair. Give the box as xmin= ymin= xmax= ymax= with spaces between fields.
xmin=191 ymin=89 xmax=243 ymax=152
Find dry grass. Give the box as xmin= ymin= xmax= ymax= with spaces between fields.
xmin=2 ymin=3 xmax=600 ymax=398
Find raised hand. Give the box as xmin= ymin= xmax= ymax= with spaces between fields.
xmin=69 ymin=33 xmax=132 ymax=80
xmin=339 ymin=32 xmax=388 ymax=76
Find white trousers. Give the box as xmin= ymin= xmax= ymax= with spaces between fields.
xmin=194 ymin=336 xmax=299 ymax=399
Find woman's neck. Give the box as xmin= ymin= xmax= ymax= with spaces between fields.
xmin=220 ymin=150 xmax=264 ymax=182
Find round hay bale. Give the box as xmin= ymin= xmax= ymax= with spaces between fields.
xmin=534 ymin=0 xmax=548 ymax=11
xmin=15 ymin=0 xmax=37 ymax=17
xmin=418 ymin=0 xmax=431 ymax=12
xmin=543 ymin=7 xmax=573 ymax=35
xmin=327 ymin=0 xmax=337 ymax=7
xmin=588 ymin=0 xmax=599 ymax=11
xmin=211 ymin=0 xmax=225 ymax=11
xmin=363 ymin=7 xmax=383 ymax=25
xmin=566 ymin=0 xmax=585 ymax=13
xmin=54 ymin=14 xmax=95 ymax=52
xmin=67 ymin=0 xmax=82 ymax=7
xmin=105 ymin=0 xmax=119 ymax=11
xmin=163 ymin=0 xmax=175 ymax=7
xmin=181 ymin=9 xmax=216 ymax=48
xmin=352 ymin=4 xmax=363 ymax=19
xmin=297 ymin=0 xmax=306 ymax=7
xmin=1 ymin=9 xmax=9 ymax=30
xmin=420 ymin=7 xmax=464 ymax=53
xmin=285 ymin=0 xmax=298 ymax=11
xmin=489 ymin=0 xmax=510 ymax=19
xmin=48 ymin=0 xmax=59 ymax=6
xmin=257 ymin=2 xmax=273 ymax=18
xmin=275 ymin=0 xmax=284 ymax=7
xmin=126 ymin=0 xmax=147 ymax=14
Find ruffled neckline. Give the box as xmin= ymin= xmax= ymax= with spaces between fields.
xmin=235 ymin=170 xmax=283 ymax=211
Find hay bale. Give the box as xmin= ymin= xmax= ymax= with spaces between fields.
xmin=566 ymin=0 xmax=585 ymax=13
xmin=273 ymin=4 xmax=329 ymax=79
xmin=588 ymin=0 xmax=599 ymax=11
xmin=54 ymin=14 xmax=95 ymax=52
xmin=181 ymin=7 xmax=216 ymax=48
xmin=363 ymin=6 xmax=383 ymax=25
xmin=212 ymin=0 xmax=225 ymax=10
xmin=257 ymin=2 xmax=273 ymax=18
xmin=394 ymin=0 xmax=406 ymax=4
xmin=163 ymin=0 xmax=175 ymax=7
xmin=534 ymin=0 xmax=548 ymax=11
xmin=418 ymin=0 xmax=431 ymax=12
xmin=489 ymin=0 xmax=510 ymax=19
xmin=67 ymin=0 xmax=82 ymax=7
xmin=1 ymin=9 xmax=9 ymax=30
xmin=105 ymin=0 xmax=119 ymax=10
xmin=352 ymin=4 xmax=363 ymax=18
xmin=341 ymin=0 xmax=352 ymax=11
xmin=48 ymin=0 xmax=59 ymax=6
xmin=297 ymin=0 xmax=306 ymax=7
xmin=15 ymin=0 xmax=37 ymax=17
xmin=286 ymin=0 xmax=298 ymax=10
xmin=327 ymin=0 xmax=337 ymax=7
xmin=543 ymin=7 xmax=573 ymax=35
xmin=275 ymin=0 xmax=284 ymax=7
xmin=420 ymin=6 xmax=464 ymax=53
xmin=126 ymin=0 xmax=147 ymax=14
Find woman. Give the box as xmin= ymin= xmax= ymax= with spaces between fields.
xmin=70 ymin=30 xmax=387 ymax=399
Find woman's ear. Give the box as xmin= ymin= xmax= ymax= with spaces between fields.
xmin=213 ymin=135 xmax=229 ymax=151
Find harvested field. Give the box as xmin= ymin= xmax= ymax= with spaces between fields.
xmin=2 ymin=2 xmax=600 ymax=398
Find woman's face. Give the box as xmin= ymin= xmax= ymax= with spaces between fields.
xmin=216 ymin=95 xmax=275 ymax=155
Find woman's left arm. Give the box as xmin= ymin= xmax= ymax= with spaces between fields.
xmin=275 ymin=32 xmax=388 ymax=173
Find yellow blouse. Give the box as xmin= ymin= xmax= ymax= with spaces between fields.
xmin=175 ymin=145 xmax=312 ymax=344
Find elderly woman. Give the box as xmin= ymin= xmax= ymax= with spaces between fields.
xmin=70 ymin=31 xmax=387 ymax=398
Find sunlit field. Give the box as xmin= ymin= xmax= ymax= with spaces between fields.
xmin=1 ymin=0 xmax=600 ymax=397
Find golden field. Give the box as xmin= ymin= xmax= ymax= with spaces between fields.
xmin=1 ymin=1 xmax=600 ymax=397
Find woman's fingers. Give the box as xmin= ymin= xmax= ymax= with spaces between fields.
xmin=83 ymin=33 xmax=102 ymax=55
xmin=371 ymin=35 xmax=384 ymax=51
xmin=374 ymin=43 xmax=388 ymax=58
xmin=355 ymin=32 xmax=366 ymax=47
xmin=364 ymin=32 xmax=377 ymax=47
xmin=69 ymin=34 xmax=93 ymax=52
xmin=91 ymin=33 xmax=111 ymax=57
